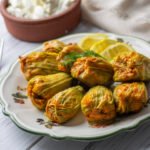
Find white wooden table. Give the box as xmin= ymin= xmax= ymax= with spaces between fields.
xmin=1 ymin=14 xmax=150 ymax=150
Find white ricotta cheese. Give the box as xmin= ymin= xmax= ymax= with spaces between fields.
xmin=7 ymin=0 xmax=75 ymax=20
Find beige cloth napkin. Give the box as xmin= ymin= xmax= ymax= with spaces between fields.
xmin=81 ymin=0 xmax=150 ymax=41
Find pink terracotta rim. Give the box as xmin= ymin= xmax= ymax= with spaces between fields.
xmin=0 ymin=0 xmax=81 ymax=24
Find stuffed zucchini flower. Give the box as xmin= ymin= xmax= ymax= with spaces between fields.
xmin=27 ymin=73 xmax=72 ymax=110
xmin=57 ymin=44 xmax=83 ymax=73
xmin=71 ymin=57 xmax=114 ymax=87
xmin=19 ymin=51 xmax=59 ymax=80
xmin=45 ymin=86 xmax=85 ymax=123
xmin=113 ymin=52 xmax=150 ymax=82
xmin=81 ymin=86 xmax=116 ymax=127
xmin=113 ymin=82 xmax=148 ymax=114
xmin=43 ymin=40 xmax=66 ymax=53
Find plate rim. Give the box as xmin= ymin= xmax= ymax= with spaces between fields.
xmin=0 ymin=33 xmax=150 ymax=141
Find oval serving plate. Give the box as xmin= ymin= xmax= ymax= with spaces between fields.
xmin=0 ymin=33 xmax=150 ymax=141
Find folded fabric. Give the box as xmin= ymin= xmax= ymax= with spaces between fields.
xmin=81 ymin=0 xmax=150 ymax=41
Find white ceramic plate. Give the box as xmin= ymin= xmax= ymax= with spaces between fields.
xmin=0 ymin=33 xmax=150 ymax=141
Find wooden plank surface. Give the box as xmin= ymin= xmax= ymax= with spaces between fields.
xmin=1 ymin=12 xmax=150 ymax=150
xmin=0 ymin=107 xmax=42 ymax=150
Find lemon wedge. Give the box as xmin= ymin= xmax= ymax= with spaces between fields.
xmin=79 ymin=33 xmax=108 ymax=50
xmin=91 ymin=39 xmax=118 ymax=54
xmin=101 ymin=43 xmax=134 ymax=61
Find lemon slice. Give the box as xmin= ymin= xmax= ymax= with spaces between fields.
xmin=91 ymin=39 xmax=118 ymax=54
xmin=79 ymin=33 xmax=108 ymax=50
xmin=101 ymin=43 xmax=134 ymax=61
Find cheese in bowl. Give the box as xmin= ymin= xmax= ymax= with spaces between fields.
xmin=7 ymin=0 xmax=75 ymax=20
xmin=0 ymin=0 xmax=80 ymax=41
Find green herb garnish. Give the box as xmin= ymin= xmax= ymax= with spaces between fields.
xmin=81 ymin=50 xmax=101 ymax=57
xmin=62 ymin=50 xmax=105 ymax=68
xmin=63 ymin=51 xmax=81 ymax=68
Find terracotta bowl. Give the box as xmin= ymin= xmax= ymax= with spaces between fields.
xmin=0 ymin=0 xmax=81 ymax=42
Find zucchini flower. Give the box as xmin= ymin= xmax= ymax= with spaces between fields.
xmin=43 ymin=40 xmax=66 ymax=53
xmin=45 ymin=86 xmax=85 ymax=124
xmin=57 ymin=44 xmax=83 ymax=73
xmin=113 ymin=82 xmax=148 ymax=114
xmin=19 ymin=51 xmax=59 ymax=80
xmin=71 ymin=57 xmax=114 ymax=87
xmin=81 ymin=86 xmax=116 ymax=127
xmin=27 ymin=73 xmax=72 ymax=110
xmin=113 ymin=52 xmax=150 ymax=82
